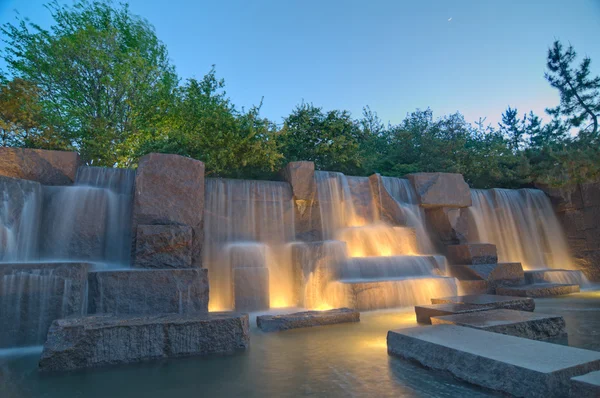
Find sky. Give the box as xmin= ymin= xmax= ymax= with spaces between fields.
xmin=1 ymin=0 xmax=599 ymax=127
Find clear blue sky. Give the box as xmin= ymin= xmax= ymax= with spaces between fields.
xmin=1 ymin=0 xmax=599 ymax=127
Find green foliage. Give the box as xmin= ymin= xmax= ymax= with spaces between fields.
xmin=137 ymin=68 xmax=283 ymax=178
xmin=280 ymin=103 xmax=366 ymax=175
xmin=1 ymin=0 xmax=177 ymax=166
xmin=0 ymin=3 xmax=597 ymax=189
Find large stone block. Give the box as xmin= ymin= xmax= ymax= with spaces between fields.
xmin=431 ymin=309 xmax=567 ymax=340
xmin=282 ymin=161 xmax=315 ymax=201
xmin=424 ymin=207 xmax=470 ymax=245
xmin=132 ymin=153 xmax=205 ymax=268
xmin=39 ymin=312 xmax=250 ymax=372
xmin=0 ymin=148 xmax=80 ymax=185
xmin=0 ymin=262 xmax=89 ymax=347
xmin=387 ymin=324 xmax=600 ymax=398
xmin=134 ymin=224 xmax=192 ymax=268
xmin=257 ymin=308 xmax=359 ymax=332
xmin=496 ymin=283 xmax=579 ymax=298
xmin=233 ymin=267 xmax=270 ymax=311
xmin=431 ymin=294 xmax=535 ymax=312
xmin=406 ymin=172 xmax=471 ymax=208
xmin=457 ymin=280 xmax=490 ymax=295
xmin=415 ymin=303 xmax=493 ymax=324
xmin=446 ymin=243 xmax=498 ymax=265
xmin=571 ymin=370 xmax=600 ymax=398
xmin=87 ymin=269 xmax=208 ymax=315
xmin=451 ymin=262 xmax=524 ymax=287
xmin=524 ymin=269 xmax=588 ymax=286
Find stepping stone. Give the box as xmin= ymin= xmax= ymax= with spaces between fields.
xmin=571 ymin=370 xmax=600 ymax=397
xmin=431 ymin=309 xmax=567 ymax=340
xmin=39 ymin=313 xmax=249 ymax=372
xmin=496 ymin=283 xmax=579 ymax=298
xmin=415 ymin=303 xmax=493 ymax=324
xmin=431 ymin=294 xmax=535 ymax=312
xmin=257 ymin=308 xmax=359 ymax=332
xmin=387 ymin=324 xmax=600 ymax=397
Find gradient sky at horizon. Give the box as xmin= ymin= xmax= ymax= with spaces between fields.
xmin=1 ymin=0 xmax=599 ymax=127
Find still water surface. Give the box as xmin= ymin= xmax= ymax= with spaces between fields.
xmin=1 ymin=292 xmax=599 ymax=398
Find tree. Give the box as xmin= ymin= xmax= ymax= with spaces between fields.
xmin=1 ymin=0 xmax=178 ymax=166
xmin=280 ymin=103 xmax=365 ymax=174
xmin=545 ymin=40 xmax=600 ymax=137
xmin=0 ymin=77 xmax=69 ymax=149
xmin=137 ymin=68 xmax=283 ymax=178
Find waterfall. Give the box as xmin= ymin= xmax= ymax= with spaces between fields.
xmin=203 ymin=178 xmax=296 ymax=311
xmin=40 ymin=166 xmax=135 ymax=266
xmin=0 ymin=179 xmax=42 ymax=262
xmin=468 ymin=188 xmax=573 ymax=270
xmin=381 ymin=176 xmax=435 ymax=253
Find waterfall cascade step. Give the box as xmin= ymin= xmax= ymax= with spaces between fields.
xmin=430 ymin=308 xmax=567 ymax=341
xmin=256 ymin=308 xmax=359 ymax=332
xmin=387 ymin=324 xmax=600 ymax=397
xmin=570 ymin=370 xmax=600 ymax=398
xmin=331 ymin=277 xmax=458 ymax=311
xmin=415 ymin=303 xmax=493 ymax=324
xmin=337 ymin=255 xmax=441 ymax=280
xmin=430 ymin=294 xmax=535 ymax=311
xmin=496 ymin=283 xmax=580 ymax=298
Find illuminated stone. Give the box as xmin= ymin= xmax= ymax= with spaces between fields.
xmin=431 ymin=294 xmax=535 ymax=311
xmin=414 ymin=303 xmax=492 ymax=324
xmin=257 ymin=308 xmax=359 ymax=332
xmin=496 ymin=283 xmax=579 ymax=298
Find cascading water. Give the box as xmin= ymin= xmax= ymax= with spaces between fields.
xmin=1 ymin=166 xmax=134 ymax=348
xmin=311 ymin=171 xmax=456 ymax=309
xmin=203 ymin=178 xmax=296 ymax=311
xmin=0 ymin=178 xmax=42 ymax=262
xmin=381 ymin=176 xmax=435 ymax=253
xmin=40 ymin=166 xmax=135 ymax=265
xmin=469 ymin=188 xmax=573 ymax=270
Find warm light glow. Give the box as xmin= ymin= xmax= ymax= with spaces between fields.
xmin=362 ymin=338 xmax=387 ymax=349
xmin=312 ymin=303 xmax=334 ymax=311
xmin=270 ymin=298 xmax=292 ymax=309
xmin=337 ymin=223 xmax=419 ymax=258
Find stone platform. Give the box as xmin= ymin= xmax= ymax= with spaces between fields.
xmin=39 ymin=312 xmax=249 ymax=372
xmin=415 ymin=303 xmax=492 ymax=324
xmin=524 ymin=269 xmax=587 ymax=286
xmin=496 ymin=283 xmax=580 ymax=298
xmin=430 ymin=294 xmax=535 ymax=312
xmin=387 ymin=324 xmax=600 ymax=397
xmin=431 ymin=309 xmax=567 ymax=340
xmin=571 ymin=370 xmax=600 ymax=397
xmin=257 ymin=308 xmax=359 ymax=332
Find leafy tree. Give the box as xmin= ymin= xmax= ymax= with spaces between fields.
xmin=0 ymin=77 xmax=69 ymax=149
xmin=280 ymin=103 xmax=365 ymax=174
xmin=1 ymin=0 xmax=178 ymax=166
xmin=545 ymin=40 xmax=600 ymax=137
xmin=137 ymin=68 xmax=283 ymax=178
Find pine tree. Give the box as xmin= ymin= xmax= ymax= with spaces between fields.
xmin=545 ymin=41 xmax=600 ymax=137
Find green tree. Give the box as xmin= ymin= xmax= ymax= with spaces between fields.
xmin=0 ymin=77 xmax=69 ymax=149
xmin=545 ymin=40 xmax=600 ymax=137
xmin=280 ymin=103 xmax=365 ymax=174
xmin=1 ymin=0 xmax=178 ymax=166
xmin=138 ymin=68 xmax=283 ymax=178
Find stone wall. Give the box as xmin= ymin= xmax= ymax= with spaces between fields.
xmin=0 ymin=148 xmax=80 ymax=185
xmin=282 ymin=161 xmax=322 ymax=241
xmin=132 ymin=153 xmax=205 ymax=268
xmin=538 ymin=181 xmax=600 ymax=281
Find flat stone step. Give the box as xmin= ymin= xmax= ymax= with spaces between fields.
xmin=256 ymin=308 xmax=359 ymax=332
xmin=415 ymin=303 xmax=493 ymax=324
xmin=387 ymin=324 xmax=600 ymax=397
xmin=496 ymin=283 xmax=580 ymax=298
xmin=524 ymin=269 xmax=588 ymax=286
xmin=431 ymin=309 xmax=566 ymax=340
xmin=39 ymin=313 xmax=249 ymax=372
xmin=431 ymin=293 xmax=535 ymax=312
xmin=571 ymin=370 xmax=600 ymax=397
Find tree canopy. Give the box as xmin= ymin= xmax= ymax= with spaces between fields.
xmin=1 ymin=1 xmax=599 ymax=187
